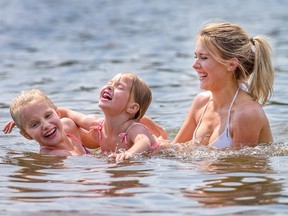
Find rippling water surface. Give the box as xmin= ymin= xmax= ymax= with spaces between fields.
xmin=1 ymin=0 xmax=288 ymax=215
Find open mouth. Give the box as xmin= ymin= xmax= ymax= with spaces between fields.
xmin=102 ymin=91 xmax=112 ymax=100
xmin=199 ymin=73 xmax=208 ymax=78
xmin=44 ymin=128 xmax=56 ymax=138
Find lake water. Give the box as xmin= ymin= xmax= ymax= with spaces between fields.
xmin=0 ymin=0 xmax=288 ymax=215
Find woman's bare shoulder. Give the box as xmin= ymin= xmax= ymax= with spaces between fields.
xmin=233 ymin=93 xmax=268 ymax=123
xmin=192 ymin=91 xmax=212 ymax=108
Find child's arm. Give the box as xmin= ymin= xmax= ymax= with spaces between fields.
xmin=140 ymin=116 xmax=167 ymax=139
xmin=58 ymin=108 xmax=167 ymax=139
xmin=108 ymin=125 xmax=153 ymax=161
xmin=61 ymin=117 xmax=100 ymax=149
xmin=58 ymin=107 xmax=99 ymax=130
xmin=79 ymin=127 xmax=100 ymax=149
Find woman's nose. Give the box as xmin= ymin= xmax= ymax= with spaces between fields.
xmin=192 ymin=59 xmax=199 ymax=69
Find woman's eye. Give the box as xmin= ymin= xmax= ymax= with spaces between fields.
xmin=195 ymin=54 xmax=208 ymax=60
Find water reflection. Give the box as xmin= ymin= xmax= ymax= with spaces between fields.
xmin=2 ymin=152 xmax=151 ymax=202
xmin=182 ymin=156 xmax=283 ymax=207
xmin=100 ymin=161 xmax=150 ymax=197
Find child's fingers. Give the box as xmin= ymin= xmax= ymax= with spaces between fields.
xmin=3 ymin=121 xmax=15 ymax=134
xmin=108 ymin=152 xmax=132 ymax=162
xmin=108 ymin=153 xmax=116 ymax=158
xmin=116 ymin=153 xmax=125 ymax=161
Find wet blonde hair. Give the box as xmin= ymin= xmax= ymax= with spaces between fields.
xmin=119 ymin=72 xmax=152 ymax=120
xmin=10 ymin=89 xmax=56 ymax=131
xmin=198 ymin=22 xmax=274 ymax=105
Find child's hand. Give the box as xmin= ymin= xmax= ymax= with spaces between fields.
xmin=108 ymin=151 xmax=133 ymax=162
xmin=3 ymin=120 xmax=16 ymax=134
xmin=152 ymin=136 xmax=171 ymax=154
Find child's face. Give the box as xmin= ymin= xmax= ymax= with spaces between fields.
xmin=98 ymin=74 xmax=134 ymax=114
xmin=20 ymin=101 xmax=63 ymax=146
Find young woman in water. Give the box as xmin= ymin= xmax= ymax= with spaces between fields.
xmin=173 ymin=21 xmax=274 ymax=148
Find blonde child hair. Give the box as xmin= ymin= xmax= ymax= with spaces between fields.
xmin=10 ymin=89 xmax=57 ymax=131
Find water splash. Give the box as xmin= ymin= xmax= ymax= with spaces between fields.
xmin=159 ymin=141 xmax=288 ymax=162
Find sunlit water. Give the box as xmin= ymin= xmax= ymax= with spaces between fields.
xmin=0 ymin=0 xmax=288 ymax=215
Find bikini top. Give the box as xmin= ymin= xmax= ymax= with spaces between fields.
xmin=90 ymin=120 xmax=159 ymax=152
xmin=40 ymin=133 xmax=91 ymax=154
xmin=193 ymin=88 xmax=239 ymax=148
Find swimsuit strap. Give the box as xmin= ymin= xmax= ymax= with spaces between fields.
xmin=225 ymin=87 xmax=239 ymax=136
xmin=40 ymin=133 xmax=90 ymax=154
xmin=119 ymin=122 xmax=150 ymax=148
xmin=89 ymin=120 xmax=104 ymax=141
xmin=40 ymin=134 xmax=80 ymax=151
xmin=193 ymin=88 xmax=239 ymax=140
xmin=66 ymin=133 xmax=91 ymax=154
xmin=66 ymin=133 xmax=83 ymax=145
xmin=40 ymin=145 xmax=62 ymax=151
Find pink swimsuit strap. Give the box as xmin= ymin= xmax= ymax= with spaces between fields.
xmin=118 ymin=122 xmax=146 ymax=147
xmin=40 ymin=145 xmax=62 ymax=151
xmin=40 ymin=133 xmax=90 ymax=154
xmin=90 ymin=120 xmax=159 ymax=152
xmin=66 ymin=133 xmax=90 ymax=154
xmin=89 ymin=120 xmax=104 ymax=141
xmin=119 ymin=122 xmax=159 ymax=151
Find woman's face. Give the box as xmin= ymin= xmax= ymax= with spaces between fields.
xmin=192 ymin=39 xmax=230 ymax=91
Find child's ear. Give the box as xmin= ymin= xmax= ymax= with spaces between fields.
xmin=227 ymin=57 xmax=239 ymax=72
xmin=127 ymin=103 xmax=140 ymax=115
xmin=20 ymin=130 xmax=33 ymax=140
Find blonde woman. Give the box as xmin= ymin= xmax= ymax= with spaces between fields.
xmin=174 ymin=22 xmax=274 ymax=148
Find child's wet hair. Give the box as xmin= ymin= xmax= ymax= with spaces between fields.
xmin=9 ymin=89 xmax=56 ymax=130
xmin=120 ymin=72 xmax=152 ymax=121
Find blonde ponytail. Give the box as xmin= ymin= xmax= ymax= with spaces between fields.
xmin=248 ymin=36 xmax=274 ymax=105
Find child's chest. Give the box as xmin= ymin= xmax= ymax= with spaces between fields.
xmin=99 ymin=133 xmax=129 ymax=153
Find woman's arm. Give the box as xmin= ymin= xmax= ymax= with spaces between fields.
xmin=173 ymin=93 xmax=210 ymax=144
xmin=231 ymin=105 xmax=273 ymax=147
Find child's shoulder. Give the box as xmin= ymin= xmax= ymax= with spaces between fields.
xmin=61 ymin=117 xmax=79 ymax=134
xmin=126 ymin=122 xmax=152 ymax=136
xmin=61 ymin=117 xmax=77 ymax=128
